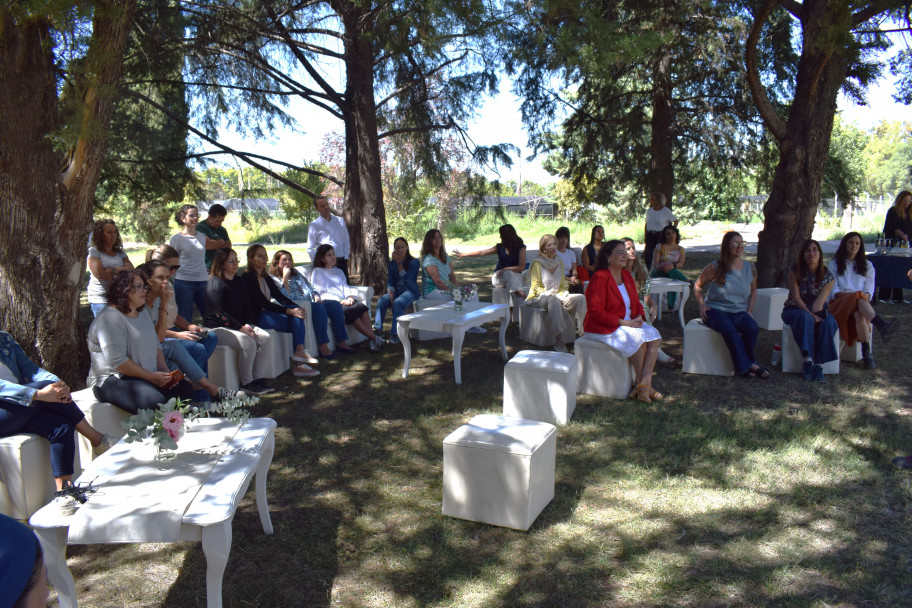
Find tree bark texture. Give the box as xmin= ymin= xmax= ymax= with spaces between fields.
xmin=650 ymin=48 xmax=676 ymax=210
xmin=336 ymin=2 xmax=390 ymax=292
xmin=0 ymin=1 xmax=136 ymax=385
xmin=748 ymin=0 xmax=850 ymax=287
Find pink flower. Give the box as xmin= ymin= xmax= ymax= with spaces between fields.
xmin=162 ymin=411 xmax=184 ymax=441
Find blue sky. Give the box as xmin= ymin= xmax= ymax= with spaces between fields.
xmin=212 ymin=73 xmax=908 ymax=187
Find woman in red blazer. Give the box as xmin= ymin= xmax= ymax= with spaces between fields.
xmin=584 ymin=240 xmax=663 ymax=402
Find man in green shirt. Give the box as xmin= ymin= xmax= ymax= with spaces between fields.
xmin=197 ymin=203 xmax=231 ymax=269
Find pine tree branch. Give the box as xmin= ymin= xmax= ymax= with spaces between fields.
xmin=374 ymin=51 xmax=468 ymax=110
xmin=779 ymin=0 xmax=804 ymax=19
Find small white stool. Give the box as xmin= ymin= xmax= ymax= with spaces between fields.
xmin=442 ymin=414 xmax=556 ymax=531
xmin=72 ymin=388 xmax=130 ymax=466
xmin=753 ymin=288 xmax=789 ymax=330
xmin=573 ymin=335 xmax=635 ymax=398
xmin=259 ymin=329 xmax=293 ymax=378
xmin=782 ymin=325 xmax=840 ymax=374
xmin=503 ymin=350 xmax=579 ymax=424
xmin=208 ymin=345 xmax=240 ymax=391
xmin=682 ymin=319 xmax=735 ymax=376
xmin=0 ymin=434 xmax=57 ymax=520
xmin=518 ymin=303 xmax=557 ymax=347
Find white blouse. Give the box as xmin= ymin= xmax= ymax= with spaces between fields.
xmin=826 ymin=258 xmax=875 ymax=299
xmin=311 ymin=267 xmax=358 ymax=302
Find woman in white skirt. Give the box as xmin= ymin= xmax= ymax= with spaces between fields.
xmin=525 ymin=234 xmax=587 ymax=353
xmin=584 ymin=239 xmax=663 ymax=403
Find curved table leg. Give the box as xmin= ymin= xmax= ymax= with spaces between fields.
xmin=256 ymin=430 xmax=275 ymax=535
xmin=398 ymin=320 xmax=412 ymax=378
xmin=202 ymin=521 xmax=233 ymax=608
xmin=498 ymin=310 xmax=509 ymax=360
xmin=677 ymin=286 xmax=689 ymax=329
xmin=35 ymin=527 xmax=77 ymax=608
xmin=451 ymin=329 xmax=466 ymax=384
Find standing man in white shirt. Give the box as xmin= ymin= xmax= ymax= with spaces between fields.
xmin=307 ymin=195 xmax=352 ymax=282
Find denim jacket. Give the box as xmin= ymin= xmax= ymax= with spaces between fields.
xmin=0 ymin=331 xmax=59 ymax=407
xmin=387 ymin=257 xmax=420 ymax=298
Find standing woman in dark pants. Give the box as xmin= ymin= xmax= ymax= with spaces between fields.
xmin=880 ymin=190 xmax=912 ymax=303
xmin=643 ymin=192 xmax=677 ymax=270
xmin=0 ymin=331 xmax=115 ymax=501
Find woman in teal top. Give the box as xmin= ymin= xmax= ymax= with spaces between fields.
xmin=693 ymin=231 xmax=769 ymax=379
xmin=421 ymin=229 xmax=456 ymax=299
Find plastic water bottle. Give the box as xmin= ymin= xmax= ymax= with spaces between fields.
xmin=771 ymin=344 xmax=782 ymax=367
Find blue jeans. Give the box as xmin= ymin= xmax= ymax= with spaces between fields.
xmin=161 ymin=340 xmax=209 ymax=402
xmin=164 ymin=332 xmax=218 ymax=374
xmin=0 ymin=380 xmax=82 ymax=478
xmin=782 ymin=307 xmax=839 ymax=364
xmin=90 ymin=302 xmax=106 ymax=317
xmin=375 ymin=291 xmax=418 ymax=338
xmin=93 ymin=376 xmax=195 ymax=415
xmin=703 ymin=309 xmax=759 ymax=374
xmin=173 ymin=279 xmax=207 ymax=322
xmin=313 ymin=301 xmax=348 ymax=346
xmin=258 ymin=309 xmax=307 ymax=350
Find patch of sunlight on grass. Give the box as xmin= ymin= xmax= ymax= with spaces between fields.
xmin=443 ymin=575 xmax=520 ymax=608
xmin=616 ymin=550 xmax=688 ymax=601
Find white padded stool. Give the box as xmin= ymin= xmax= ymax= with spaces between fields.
xmin=0 ymin=435 xmax=57 ymax=519
xmin=72 ymin=388 xmax=130 ymax=466
xmin=518 ymin=303 xmax=557 ymax=347
xmin=208 ymin=345 xmax=240 ymax=391
xmin=682 ymin=319 xmax=735 ymax=376
xmin=574 ymin=335 xmax=635 ymax=398
xmin=781 ymin=325 xmax=840 ymax=374
xmin=753 ymin=288 xmax=789 ymax=330
xmin=259 ymin=329 xmax=293 ymax=378
xmin=503 ymin=350 xmax=579 ymax=424
xmin=492 ymin=288 xmax=525 ymax=323
xmin=442 ymin=414 xmax=556 ymax=531
xmin=840 ymin=335 xmax=871 ymax=362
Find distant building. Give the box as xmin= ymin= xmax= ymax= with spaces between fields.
xmin=197 ymin=198 xmax=283 ymax=215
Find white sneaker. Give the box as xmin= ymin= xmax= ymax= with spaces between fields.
xmin=369 ymin=335 xmax=384 ymax=352
xmin=657 ymin=349 xmax=674 ymax=364
xmin=93 ymin=433 xmax=120 ymax=455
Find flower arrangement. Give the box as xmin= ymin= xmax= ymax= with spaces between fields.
xmin=453 ymin=283 xmax=478 ymax=303
xmin=122 ymin=395 xmax=259 ymax=452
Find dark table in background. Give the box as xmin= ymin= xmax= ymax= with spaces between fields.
xmin=869 ymin=254 xmax=912 ymax=290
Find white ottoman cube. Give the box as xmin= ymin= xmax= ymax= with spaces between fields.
xmin=782 ymin=325 xmax=840 ymax=374
xmin=519 ymin=303 xmax=557 ymax=347
xmin=259 ymin=329 xmax=293 ymax=378
xmin=442 ymin=414 xmax=556 ymax=531
xmin=208 ymin=345 xmax=240 ymax=391
xmin=0 ymin=434 xmax=57 ymax=520
xmin=503 ymin=350 xmax=579 ymax=424
xmin=753 ymin=288 xmax=789 ymax=330
xmin=72 ymin=388 xmax=130 ymax=465
xmin=840 ymin=334 xmax=871 ymax=363
xmin=574 ymin=335 xmax=635 ymax=398
xmin=682 ymin=319 xmax=735 ymax=376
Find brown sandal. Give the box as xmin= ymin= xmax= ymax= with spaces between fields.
xmin=649 ymin=388 xmax=664 ymax=401
xmin=636 ymin=383 xmax=652 ymax=404
xmin=628 ymin=387 xmax=638 ymax=399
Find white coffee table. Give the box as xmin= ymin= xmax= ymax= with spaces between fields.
xmin=647 ymin=278 xmax=690 ymax=328
xmin=29 ymin=417 xmax=276 ymax=608
xmin=396 ymin=301 xmax=509 ymax=384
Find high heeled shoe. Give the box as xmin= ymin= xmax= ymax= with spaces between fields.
xmin=636 ymin=383 xmax=652 ymax=403
xmin=649 ymin=388 xmax=663 ymax=401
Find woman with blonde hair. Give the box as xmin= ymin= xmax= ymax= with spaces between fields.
xmin=880 ymin=190 xmax=912 ymax=303
xmin=525 ymin=234 xmax=587 ymax=353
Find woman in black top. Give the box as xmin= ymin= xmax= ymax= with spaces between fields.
xmin=240 ymin=244 xmax=319 ymax=378
xmin=880 ymin=190 xmax=912 ymax=303
xmin=205 ymin=248 xmax=275 ymax=394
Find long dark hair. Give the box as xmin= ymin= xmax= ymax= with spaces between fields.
xmin=832 ymin=232 xmax=868 ymax=277
xmin=595 ymin=239 xmax=624 ymax=271
xmin=393 ymin=237 xmax=414 ymax=266
xmin=106 ymin=269 xmax=148 ymax=314
xmin=498 ymin=224 xmax=524 ymax=253
xmin=589 ymin=225 xmax=604 ymax=246
xmin=91 ymin=219 xmax=124 ymax=253
xmin=420 ymin=229 xmax=447 ymax=263
xmin=892 ymin=190 xmax=912 ymax=220
xmin=245 ymin=244 xmax=267 ymax=277
xmin=211 ymin=248 xmax=237 ymax=279
xmin=269 ymin=250 xmax=302 ymax=279
xmin=313 ymin=244 xmax=336 ymax=269
xmin=711 ymin=232 xmax=744 ymax=286
xmin=796 ymin=239 xmax=826 ymax=282
xmin=174 ymin=204 xmax=198 ymax=226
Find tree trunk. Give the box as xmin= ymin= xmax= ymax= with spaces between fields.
xmin=0 ymin=1 xmax=136 ymax=386
xmin=337 ymin=5 xmax=389 ymax=292
xmin=649 ymin=27 xmax=675 ymax=208
xmin=754 ymin=4 xmax=846 ymax=287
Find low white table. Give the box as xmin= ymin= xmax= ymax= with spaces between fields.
xmin=29 ymin=417 xmax=276 ymax=608
xmin=648 ymin=278 xmax=690 ymax=328
xmin=397 ymin=301 xmax=509 ymax=384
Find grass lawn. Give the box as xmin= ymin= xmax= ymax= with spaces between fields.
xmin=64 ymin=252 xmax=912 ymax=608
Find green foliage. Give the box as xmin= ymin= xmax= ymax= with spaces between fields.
xmin=823 ymin=116 xmax=870 ymax=202
xmin=862 ymin=120 xmax=912 ymax=197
